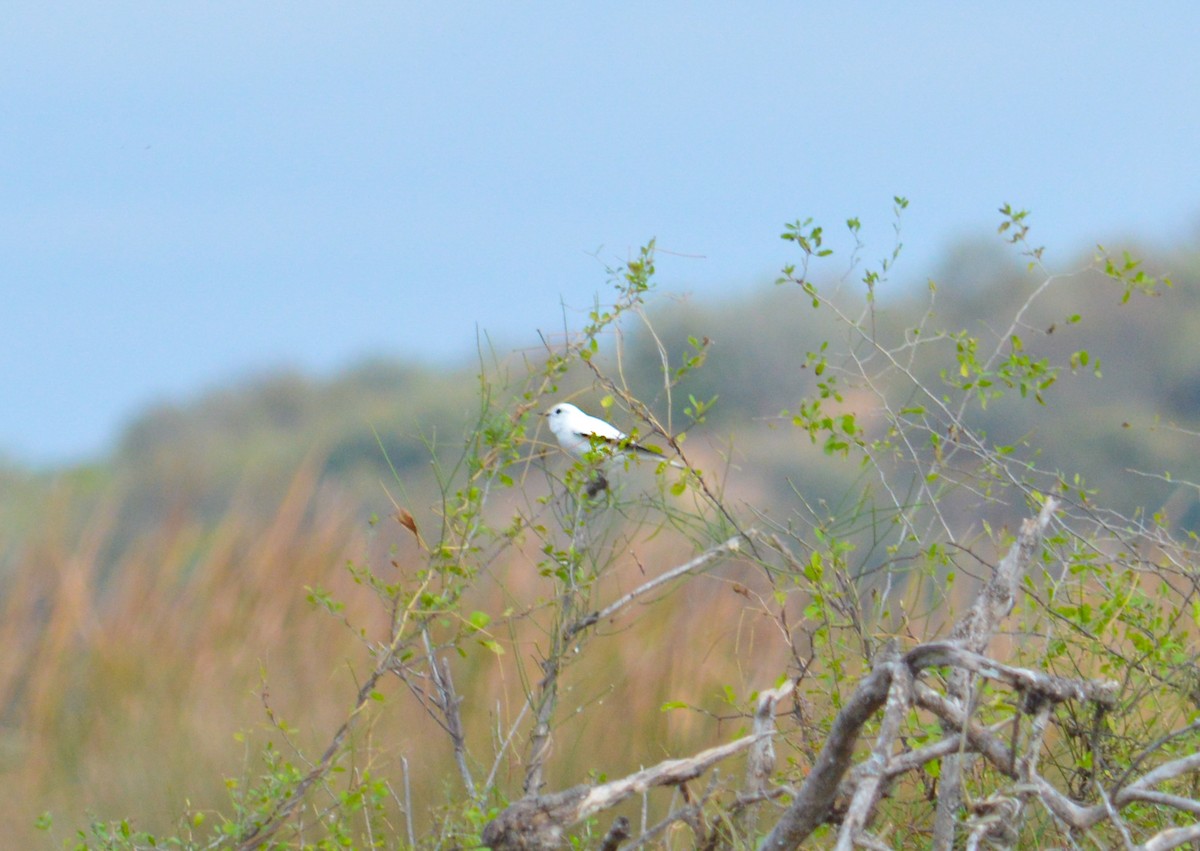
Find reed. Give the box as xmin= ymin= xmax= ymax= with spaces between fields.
xmin=2 ymin=456 xmax=799 ymax=847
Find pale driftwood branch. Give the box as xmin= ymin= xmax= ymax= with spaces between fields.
xmin=576 ymin=736 xmax=759 ymax=822
xmin=951 ymin=497 xmax=1061 ymax=653
xmin=746 ymin=681 xmax=795 ymax=795
xmin=836 ymin=658 xmax=913 ymax=851
xmin=565 ymin=534 xmax=745 ymax=639
xmin=1132 ymin=751 xmax=1200 ymax=792
xmin=1129 ymin=789 xmax=1200 ymax=817
xmin=906 ymin=642 xmax=1118 ymax=707
xmin=919 ymin=679 xmax=1200 ymax=840
xmin=933 ymin=496 xmax=1059 ymax=851
xmin=1141 ymin=823 xmax=1200 ymax=851
xmin=739 ymin=680 xmax=795 ymax=838
xmin=760 ymin=644 xmax=898 ymax=851
xmin=1094 ymin=779 xmax=1137 ymax=851
xmin=482 ymin=733 xmax=764 ymax=850
xmin=874 ymin=731 xmax=969 ymax=782
xmin=963 ymin=794 xmax=1021 ymax=850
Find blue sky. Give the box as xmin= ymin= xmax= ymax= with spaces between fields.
xmin=4 ymin=3 xmax=1199 ymax=466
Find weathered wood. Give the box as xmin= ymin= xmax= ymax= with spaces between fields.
xmin=759 ymin=646 xmax=898 ymax=851
xmin=932 ymin=497 xmax=1059 ymax=851
xmin=483 ymin=734 xmax=764 ymax=850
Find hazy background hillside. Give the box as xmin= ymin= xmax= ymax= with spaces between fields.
xmin=6 ymin=237 xmax=1198 ymax=576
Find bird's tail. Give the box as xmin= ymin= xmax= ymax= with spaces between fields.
xmin=627 ymin=443 xmax=688 ymax=470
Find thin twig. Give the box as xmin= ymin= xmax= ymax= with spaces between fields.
xmin=565 ymin=534 xmax=746 ymax=639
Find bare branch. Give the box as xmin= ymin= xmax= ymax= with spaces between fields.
xmin=746 ymin=681 xmax=795 ymax=796
xmin=905 ymin=642 xmax=1118 ymax=707
xmin=483 ymin=733 xmax=764 ymax=850
xmin=739 ymin=680 xmax=795 ymax=838
xmin=402 ymin=756 xmax=415 ymax=848
xmin=1094 ymin=779 xmax=1137 ymax=851
xmin=836 ymin=660 xmax=913 ymax=851
xmin=1126 ymin=789 xmax=1200 ymax=817
xmin=565 ymin=534 xmax=746 ymax=640
xmin=933 ymin=496 xmax=1059 ymax=851
xmin=760 ymin=643 xmax=898 ymax=850
xmin=963 ymin=794 xmax=1021 ymax=850
xmin=1131 ymin=752 xmax=1200 ymax=793
xmin=424 ymin=629 xmax=476 ymax=798
xmin=484 ymin=699 xmax=531 ymax=796
xmin=1141 ymin=823 xmax=1200 ymax=851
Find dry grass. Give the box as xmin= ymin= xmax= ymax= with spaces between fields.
xmin=0 ymin=461 xmax=385 ymax=841
xmin=0 ymin=456 xmax=800 ymax=847
xmin=5 ymin=454 xmax=1195 ymax=848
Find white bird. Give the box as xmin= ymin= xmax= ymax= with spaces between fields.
xmin=545 ymin=402 xmax=681 ymax=496
xmin=545 ymin=402 xmax=683 ymax=466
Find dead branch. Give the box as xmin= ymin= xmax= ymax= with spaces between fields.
xmin=760 ymin=617 xmax=1123 ymax=849
xmin=424 ymin=629 xmax=476 ymax=798
xmin=912 ymin=682 xmax=1019 ymax=778
xmin=906 ymin=642 xmax=1118 ymax=707
xmin=918 ymin=680 xmax=1200 ymax=842
xmin=760 ymin=644 xmax=898 ymax=850
xmin=483 ymin=733 xmax=765 ymax=850
xmin=1141 ymin=824 xmax=1200 ymax=851
xmin=489 ymin=494 xmax=1198 ymax=851
xmin=933 ymin=496 xmax=1059 ymax=851
xmin=746 ymin=681 xmax=796 ymax=795
xmin=836 ymin=658 xmax=913 ymax=851
xmin=736 ymin=681 xmax=795 ymax=839
xmin=564 ymin=534 xmax=745 ymax=640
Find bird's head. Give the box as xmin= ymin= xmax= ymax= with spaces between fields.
xmin=544 ymin=402 xmax=582 ymax=436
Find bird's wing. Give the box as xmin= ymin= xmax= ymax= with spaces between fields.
xmin=577 ymin=422 xmax=667 ymax=458
xmin=575 ymin=414 xmax=626 ymax=442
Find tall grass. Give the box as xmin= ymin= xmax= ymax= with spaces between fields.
xmin=1 ymin=452 xmax=799 ymax=847
xmin=2 ymin=461 xmax=374 ymax=840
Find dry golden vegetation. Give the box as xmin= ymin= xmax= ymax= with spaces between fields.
xmin=2 ymin=455 xmax=811 ymax=846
